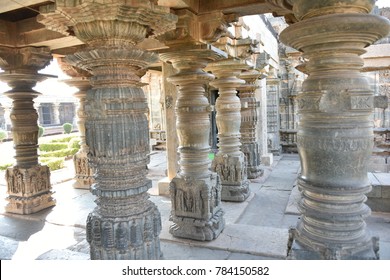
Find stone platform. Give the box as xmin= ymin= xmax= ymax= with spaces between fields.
xmin=0 ymin=152 xmax=389 ymax=260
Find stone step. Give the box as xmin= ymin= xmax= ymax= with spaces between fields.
xmin=160 ymin=222 xmax=289 ymax=259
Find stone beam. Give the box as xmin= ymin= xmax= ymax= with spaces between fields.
xmin=158 ymin=0 xmax=199 ymax=12
xmin=362 ymin=44 xmax=390 ymax=72
xmin=0 ymin=17 xmax=84 ymax=50
xmin=198 ymin=0 xmax=292 ymax=17
xmin=0 ymin=0 xmax=53 ymax=14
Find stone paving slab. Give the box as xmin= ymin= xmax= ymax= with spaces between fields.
xmin=284 ymin=184 xmax=300 ymax=215
xmin=372 ymin=173 xmax=390 ymax=187
xmin=0 ymin=235 xmax=19 ymax=260
xmin=160 ymin=223 xmax=289 ymax=259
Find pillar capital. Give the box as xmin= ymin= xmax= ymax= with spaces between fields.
xmin=0 ymin=46 xmax=51 ymax=72
xmin=38 ymin=0 xmax=177 ymax=46
xmin=157 ymin=8 xmax=236 ymax=47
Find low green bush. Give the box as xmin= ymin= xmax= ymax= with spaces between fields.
xmin=0 ymin=129 xmax=7 ymax=142
xmin=39 ymin=143 xmax=68 ymax=152
xmin=40 ymin=148 xmax=79 ymax=158
xmin=40 ymin=157 xmax=65 ymax=171
xmin=38 ymin=126 xmax=45 ymax=138
xmin=50 ymin=135 xmax=77 ymax=143
xmin=68 ymin=137 xmax=81 ymax=150
xmin=0 ymin=163 xmax=13 ymax=170
xmin=63 ymin=123 xmax=73 ymax=134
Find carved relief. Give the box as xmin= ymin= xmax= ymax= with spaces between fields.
xmin=350 ymin=96 xmax=373 ymax=110
xmin=297 ymin=135 xmax=373 ymax=152
xmin=297 ymin=95 xmax=321 ymax=112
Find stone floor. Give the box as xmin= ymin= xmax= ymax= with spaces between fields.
xmin=0 ymin=152 xmax=389 ymax=260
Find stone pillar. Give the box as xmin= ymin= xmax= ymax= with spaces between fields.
xmin=39 ymin=0 xmax=177 ymax=260
xmin=160 ymin=46 xmax=226 ymax=241
xmin=239 ymin=69 xmax=265 ymax=179
xmin=52 ymin=102 xmax=60 ymax=125
xmin=57 ymin=57 xmax=94 ymax=189
xmin=0 ymin=46 xmax=55 ymax=214
xmin=280 ymin=0 xmax=390 ymax=259
xmin=157 ymin=62 xmax=179 ymax=195
xmin=206 ymin=59 xmax=251 ymax=202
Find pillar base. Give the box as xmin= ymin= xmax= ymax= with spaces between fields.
xmin=287 ymin=229 xmax=380 ymax=260
xmin=170 ymin=209 xmax=224 ymax=241
xmin=169 ymin=174 xmax=225 ymax=241
xmin=242 ymin=143 xmax=263 ymax=179
xmin=247 ymin=166 xmax=264 ymax=180
xmin=5 ymin=165 xmax=55 ymax=214
xmin=157 ymin=177 xmax=171 ymax=196
xmin=213 ymin=153 xmax=250 ymax=202
xmin=87 ymin=201 xmax=162 ymax=260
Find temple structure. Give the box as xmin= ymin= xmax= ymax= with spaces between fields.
xmin=0 ymin=0 xmax=389 ymax=260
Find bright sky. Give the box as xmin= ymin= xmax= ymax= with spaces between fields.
xmin=376 ymin=0 xmax=390 ymax=8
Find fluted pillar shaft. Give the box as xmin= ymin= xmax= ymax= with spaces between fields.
xmin=160 ymin=46 xmax=225 ymax=241
xmin=206 ymin=59 xmax=250 ymax=202
xmin=239 ymin=69 xmax=265 ymax=179
xmin=280 ymin=0 xmax=390 ymax=259
xmin=39 ymin=0 xmax=177 ymax=260
xmin=0 ymin=46 xmax=55 ymax=214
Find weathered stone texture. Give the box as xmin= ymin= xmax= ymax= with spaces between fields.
xmin=207 ymin=58 xmax=251 ymax=202
xmin=281 ymin=0 xmax=390 ymax=259
xmin=160 ymin=46 xmax=226 ymax=241
xmin=0 ymin=46 xmax=55 ymax=214
xmin=39 ymin=0 xmax=177 ymax=260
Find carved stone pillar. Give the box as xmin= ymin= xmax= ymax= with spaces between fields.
xmin=0 ymin=46 xmax=55 ymax=214
xmin=39 ymin=1 xmax=177 ymax=260
xmin=206 ymin=59 xmax=251 ymax=202
xmin=239 ymin=69 xmax=265 ymax=179
xmin=160 ymin=45 xmax=226 ymax=241
xmin=52 ymin=102 xmax=60 ymax=125
xmin=280 ymin=0 xmax=390 ymax=259
xmin=57 ymin=57 xmax=94 ymax=189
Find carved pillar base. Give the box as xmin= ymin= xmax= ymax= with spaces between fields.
xmin=5 ymin=165 xmax=55 ymax=214
xmin=288 ymin=229 xmax=379 ymax=260
xmin=212 ymin=153 xmax=250 ymax=202
xmin=242 ymin=143 xmax=263 ymax=179
xmin=73 ymin=151 xmax=94 ymax=189
xmin=169 ymin=173 xmax=225 ymax=241
xmin=87 ymin=196 xmax=162 ymax=260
